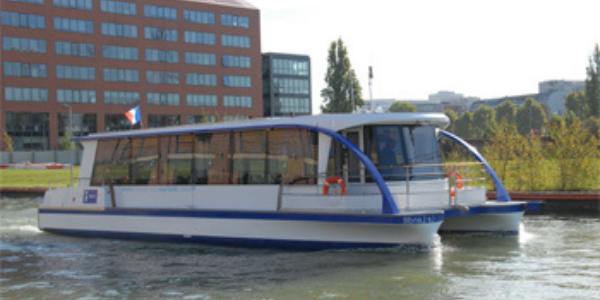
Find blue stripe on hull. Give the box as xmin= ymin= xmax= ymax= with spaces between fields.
xmin=40 ymin=228 xmax=421 ymax=251
xmin=38 ymin=208 xmax=444 ymax=225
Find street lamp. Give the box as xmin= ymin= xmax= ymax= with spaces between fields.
xmin=61 ymin=104 xmax=74 ymax=187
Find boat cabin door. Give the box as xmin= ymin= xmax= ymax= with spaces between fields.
xmin=343 ymin=129 xmax=365 ymax=184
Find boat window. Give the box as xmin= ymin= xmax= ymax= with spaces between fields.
xmin=326 ymin=133 xmax=363 ymax=182
xmin=269 ymin=129 xmax=318 ymax=185
xmin=233 ymin=130 xmax=267 ymax=184
xmin=403 ymin=126 xmax=443 ymax=180
xmin=365 ymin=126 xmax=408 ymax=181
xmin=167 ymin=135 xmax=195 ymax=184
xmin=133 ymin=137 xmax=159 ymax=184
xmin=92 ymin=138 xmax=128 ymax=185
xmin=364 ymin=125 xmax=443 ymax=181
xmin=203 ymin=132 xmax=231 ymax=184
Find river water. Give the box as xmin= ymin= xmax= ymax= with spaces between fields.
xmin=1 ymin=197 xmax=599 ymax=300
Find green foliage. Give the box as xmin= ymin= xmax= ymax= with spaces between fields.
xmin=472 ymin=105 xmax=496 ymax=138
xmin=454 ymin=112 xmax=473 ymax=138
xmin=585 ymin=44 xmax=600 ymax=118
xmin=482 ymin=121 xmax=519 ymax=186
xmin=320 ymin=38 xmax=364 ymax=113
xmin=0 ymin=167 xmax=81 ymax=188
xmin=444 ymin=110 xmax=459 ymax=133
xmin=389 ymin=102 xmax=417 ymax=113
xmin=495 ymin=100 xmax=517 ymax=124
xmin=59 ymin=131 xmax=74 ymax=150
xmin=546 ymin=120 xmax=599 ymax=191
xmin=2 ymin=131 xmax=14 ymax=152
xmin=565 ymin=90 xmax=588 ymax=119
xmin=516 ymin=97 xmax=547 ymax=136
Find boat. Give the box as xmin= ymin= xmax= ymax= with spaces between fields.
xmin=38 ymin=113 xmax=535 ymax=250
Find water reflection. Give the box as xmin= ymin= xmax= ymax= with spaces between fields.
xmin=1 ymin=197 xmax=599 ymax=300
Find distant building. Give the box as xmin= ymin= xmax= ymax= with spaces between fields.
xmin=470 ymin=80 xmax=584 ymax=114
xmin=262 ymin=53 xmax=311 ymax=117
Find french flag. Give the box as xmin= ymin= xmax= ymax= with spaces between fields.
xmin=125 ymin=106 xmax=141 ymax=125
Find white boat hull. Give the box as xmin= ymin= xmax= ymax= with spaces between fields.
xmin=440 ymin=201 xmax=526 ymax=234
xmin=38 ymin=209 xmax=444 ymax=249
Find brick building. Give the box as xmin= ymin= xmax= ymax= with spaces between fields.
xmin=1 ymin=0 xmax=262 ymax=151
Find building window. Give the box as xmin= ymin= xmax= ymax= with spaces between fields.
xmin=53 ymin=0 xmax=92 ymax=10
xmin=186 ymin=94 xmax=217 ymax=107
xmin=3 ymin=37 xmax=46 ymax=53
xmin=103 ymin=68 xmax=139 ymax=82
xmin=57 ymin=89 xmax=96 ymax=103
xmin=1 ymin=12 xmax=45 ymax=29
xmin=4 ymin=112 xmax=50 ymax=150
xmin=186 ymin=73 xmax=217 ymax=86
xmin=147 ymin=93 xmax=180 ymax=106
xmin=147 ymin=71 xmax=179 ymax=85
xmin=55 ymin=41 xmax=95 ymax=57
xmin=187 ymin=115 xmax=217 ymax=124
xmin=101 ymin=23 xmax=138 ymax=38
xmin=144 ymin=5 xmax=176 ymax=20
xmin=145 ymin=27 xmax=177 ymax=42
xmin=58 ymin=113 xmax=97 ymax=137
xmin=224 ymin=95 xmax=252 ymax=108
xmin=5 ymin=87 xmax=49 ymax=102
xmin=185 ymin=52 xmax=216 ymax=66
xmin=102 ymin=45 xmax=139 ymax=60
xmin=184 ymin=31 xmax=215 ymax=45
xmin=222 ymin=35 xmax=250 ymax=48
xmin=3 ymin=62 xmax=48 ymax=78
xmin=101 ymin=0 xmax=136 ymax=15
xmin=4 ymin=0 xmax=44 ymax=4
xmin=104 ymin=91 xmax=140 ymax=105
xmin=56 ymin=65 xmax=95 ymax=80
xmin=278 ymin=97 xmax=311 ymax=114
xmin=221 ymin=14 xmax=249 ymax=28
xmin=223 ymin=55 xmax=250 ymax=68
xmin=273 ymin=58 xmax=310 ymax=76
xmin=54 ymin=17 xmax=93 ymax=34
xmin=148 ymin=115 xmax=180 ymax=128
xmin=273 ymin=78 xmax=310 ymax=95
xmin=223 ymin=75 xmax=251 ymax=88
xmin=104 ymin=114 xmax=137 ymax=132
xmin=146 ymin=49 xmax=179 ymax=63
xmin=183 ymin=10 xmax=214 ymax=24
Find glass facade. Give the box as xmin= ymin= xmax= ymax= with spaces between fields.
xmin=58 ymin=113 xmax=97 ymax=137
xmin=187 ymin=94 xmax=218 ymax=107
xmin=186 ymin=73 xmax=217 ymax=86
xmin=102 ymin=45 xmax=139 ymax=60
xmin=1 ymin=12 xmax=45 ymax=29
xmin=147 ymin=93 xmax=180 ymax=106
xmin=185 ymin=52 xmax=216 ymax=66
xmin=263 ymin=54 xmax=311 ymax=117
xmin=184 ymin=31 xmax=215 ymax=45
xmin=146 ymin=49 xmax=179 ymax=63
xmin=184 ymin=10 xmax=214 ymax=24
xmin=147 ymin=71 xmax=180 ymax=85
xmin=56 ymin=65 xmax=96 ymax=80
xmin=4 ymin=112 xmax=50 ymax=150
xmin=53 ymin=0 xmax=92 ymax=10
xmin=144 ymin=5 xmax=177 ymax=20
xmin=104 ymin=91 xmax=140 ymax=105
xmin=221 ymin=14 xmax=249 ymax=28
xmin=103 ymin=68 xmax=140 ymax=82
xmin=222 ymin=35 xmax=250 ymax=48
xmin=4 ymin=62 xmax=48 ymax=78
xmin=5 ymin=87 xmax=49 ymax=102
xmin=102 ymin=23 xmax=138 ymax=38
xmin=55 ymin=41 xmax=95 ymax=57
xmin=54 ymin=17 xmax=94 ymax=34
xmin=101 ymin=0 xmax=137 ymax=15
xmin=57 ymin=89 xmax=96 ymax=103
xmin=145 ymin=27 xmax=177 ymax=42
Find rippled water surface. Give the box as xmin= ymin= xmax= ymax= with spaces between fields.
xmin=1 ymin=197 xmax=599 ymax=300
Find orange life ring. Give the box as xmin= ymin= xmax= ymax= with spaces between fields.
xmin=448 ymin=170 xmax=463 ymax=197
xmin=323 ymin=177 xmax=347 ymax=195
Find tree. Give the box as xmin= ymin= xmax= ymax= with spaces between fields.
xmin=565 ymin=90 xmax=588 ymax=119
xmin=472 ymin=105 xmax=496 ymax=138
xmin=320 ymin=38 xmax=364 ymax=113
xmin=516 ymin=97 xmax=547 ymax=136
xmin=59 ymin=131 xmax=74 ymax=150
xmin=388 ymin=102 xmax=416 ymax=113
xmin=585 ymin=44 xmax=599 ymax=118
xmin=444 ymin=110 xmax=459 ymax=133
xmin=454 ymin=112 xmax=473 ymax=138
xmin=2 ymin=131 xmax=14 ymax=152
xmin=495 ymin=100 xmax=517 ymax=124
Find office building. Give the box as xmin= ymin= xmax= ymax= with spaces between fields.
xmin=1 ymin=0 xmax=261 ymax=150
xmin=262 ymin=53 xmax=311 ymax=117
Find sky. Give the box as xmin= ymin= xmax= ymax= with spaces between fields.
xmin=250 ymin=0 xmax=600 ymax=113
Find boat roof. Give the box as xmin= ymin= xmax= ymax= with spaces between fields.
xmin=74 ymin=113 xmax=449 ymax=141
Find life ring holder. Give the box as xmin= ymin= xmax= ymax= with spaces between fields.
xmin=323 ymin=177 xmax=347 ymax=196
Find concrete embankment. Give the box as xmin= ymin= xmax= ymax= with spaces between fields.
xmin=488 ymin=192 xmax=600 ymax=214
